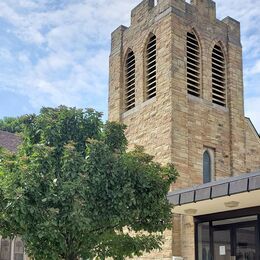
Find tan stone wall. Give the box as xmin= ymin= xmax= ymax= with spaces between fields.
xmin=109 ymin=1 xmax=175 ymax=258
xmin=108 ymin=0 xmax=260 ymax=259
xmin=109 ymin=0 xmax=174 ymax=165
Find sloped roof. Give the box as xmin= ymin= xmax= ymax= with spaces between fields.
xmin=0 ymin=130 xmax=22 ymax=152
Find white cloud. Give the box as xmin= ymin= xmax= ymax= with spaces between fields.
xmin=0 ymin=0 xmax=139 ymax=114
xmin=250 ymin=60 xmax=260 ymax=75
xmin=0 ymin=2 xmax=45 ymax=44
xmin=0 ymin=48 xmax=13 ymax=62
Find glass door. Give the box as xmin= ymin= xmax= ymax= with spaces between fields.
xmin=213 ymin=228 xmax=232 ymax=260
xmin=196 ymin=214 xmax=260 ymax=260
xmin=236 ymin=226 xmax=257 ymax=260
xmin=213 ymin=223 xmax=257 ymax=260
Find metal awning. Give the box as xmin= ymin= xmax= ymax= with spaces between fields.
xmin=167 ymin=171 xmax=260 ymax=216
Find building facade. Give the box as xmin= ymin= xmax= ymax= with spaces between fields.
xmin=108 ymin=0 xmax=260 ymax=259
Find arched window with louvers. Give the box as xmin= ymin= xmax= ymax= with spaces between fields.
xmin=124 ymin=50 xmax=136 ymax=111
xmin=212 ymin=43 xmax=226 ymax=106
xmin=145 ymin=34 xmax=157 ymax=100
xmin=186 ymin=31 xmax=201 ymax=97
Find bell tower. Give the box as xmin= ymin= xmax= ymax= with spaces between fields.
xmin=108 ymin=0 xmax=260 ymax=258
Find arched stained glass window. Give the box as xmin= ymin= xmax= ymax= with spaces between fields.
xmin=203 ymin=150 xmax=211 ymax=183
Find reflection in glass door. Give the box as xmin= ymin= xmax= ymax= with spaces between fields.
xmin=236 ymin=226 xmax=256 ymax=260
xmin=213 ymin=224 xmax=257 ymax=260
xmin=213 ymin=229 xmax=231 ymax=260
xmin=197 ymin=222 xmax=211 ymax=260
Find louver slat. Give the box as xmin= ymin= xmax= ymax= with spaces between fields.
xmin=125 ymin=51 xmax=136 ymax=111
xmin=212 ymin=44 xmax=226 ymax=106
xmin=146 ymin=35 xmax=157 ymax=99
xmin=187 ymin=32 xmax=200 ymax=97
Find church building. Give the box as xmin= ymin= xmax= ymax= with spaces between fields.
xmin=108 ymin=0 xmax=260 ymax=259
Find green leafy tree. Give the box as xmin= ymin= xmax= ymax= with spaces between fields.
xmin=0 ymin=106 xmax=178 ymax=260
xmin=0 ymin=116 xmax=26 ymax=133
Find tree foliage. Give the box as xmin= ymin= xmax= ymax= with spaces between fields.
xmin=0 ymin=106 xmax=178 ymax=260
xmin=0 ymin=116 xmax=26 ymax=133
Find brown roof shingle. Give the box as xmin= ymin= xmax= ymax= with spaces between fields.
xmin=0 ymin=130 xmax=22 ymax=152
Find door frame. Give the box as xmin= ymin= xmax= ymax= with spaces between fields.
xmin=194 ymin=207 xmax=260 ymax=260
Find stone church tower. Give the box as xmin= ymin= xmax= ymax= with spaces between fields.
xmin=108 ymin=0 xmax=260 ymax=259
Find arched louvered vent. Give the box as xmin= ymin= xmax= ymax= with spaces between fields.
xmin=146 ymin=34 xmax=157 ymax=100
xmin=187 ymin=32 xmax=200 ymax=97
xmin=212 ymin=44 xmax=226 ymax=106
xmin=125 ymin=50 xmax=136 ymax=111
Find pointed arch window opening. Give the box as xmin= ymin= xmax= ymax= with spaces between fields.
xmin=203 ymin=150 xmax=212 ymax=184
xmin=187 ymin=31 xmax=201 ymax=97
xmin=145 ymin=34 xmax=157 ymax=100
xmin=124 ymin=50 xmax=136 ymax=111
xmin=212 ymin=43 xmax=226 ymax=106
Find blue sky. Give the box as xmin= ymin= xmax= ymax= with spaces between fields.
xmin=0 ymin=0 xmax=259 ymax=132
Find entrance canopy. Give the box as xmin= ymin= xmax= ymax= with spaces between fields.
xmin=168 ymin=171 xmax=260 ymax=216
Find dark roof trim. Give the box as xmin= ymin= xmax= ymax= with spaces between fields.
xmin=168 ymin=171 xmax=260 ymax=206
